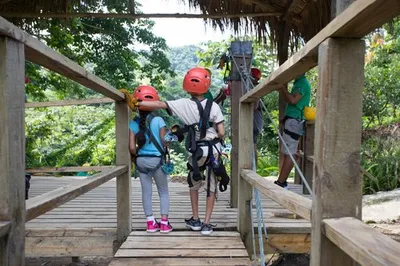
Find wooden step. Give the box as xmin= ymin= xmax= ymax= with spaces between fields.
xmin=110 ymin=231 xmax=251 ymax=266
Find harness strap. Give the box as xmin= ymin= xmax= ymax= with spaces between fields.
xmin=192 ymin=98 xmax=213 ymax=139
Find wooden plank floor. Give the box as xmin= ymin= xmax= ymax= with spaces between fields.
xmin=109 ymin=231 xmax=251 ymax=266
xmin=27 ymin=176 xmax=311 ymax=234
xmin=25 ymin=176 xmax=311 ymax=257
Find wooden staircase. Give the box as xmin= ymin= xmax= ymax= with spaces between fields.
xmin=109 ymin=231 xmax=251 ymax=266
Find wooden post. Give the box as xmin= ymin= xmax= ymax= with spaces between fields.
xmin=0 ymin=36 xmax=26 ymax=265
xmin=311 ymin=38 xmax=364 ymax=266
xmin=115 ymin=102 xmax=132 ymax=243
xmin=303 ymin=121 xmax=315 ymax=194
xmin=230 ymin=41 xmax=252 ymax=208
xmin=237 ymin=101 xmax=254 ymax=255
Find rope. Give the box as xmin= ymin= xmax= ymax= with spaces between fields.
xmin=230 ymin=54 xmax=313 ymax=196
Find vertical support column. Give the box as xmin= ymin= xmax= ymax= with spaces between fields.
xmin=302 ymin=122 xmax=315 ymax=194
xmin=115 ymin=102 xmax=132 ymax=242
xmin=230 ymin=41 xmax=252 ymax=208
xmin=0 ymin=37 xmax=26 ymax=266
xmin=311 ymin=38 xmax=364 ymax=266
xmin=237 ymin=101 xmax=254 ymax=255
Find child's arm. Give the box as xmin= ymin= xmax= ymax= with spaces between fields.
xmin=139 ymin=100 xmax=168 ymax=111
xmin=129 ymin=130 xmax=136 ymax=155
xmin=216 ymin=122 xmax=225 ymax=139
xmin=159 ymin=126 xmax=167 ymax=146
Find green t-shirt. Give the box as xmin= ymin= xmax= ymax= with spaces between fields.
xmin=285 ymin=75 xmax=311 ymax=120
xmin=204 ymin=90 xmax=213 ymax=101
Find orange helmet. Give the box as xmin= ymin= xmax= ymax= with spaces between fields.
xmin=183 ymin=67 xmax=211 ymax=94
xmin=250 ymin=68 xmax=262 ymax=81
xmin=133 ymin=85 xmax=159 ymax=111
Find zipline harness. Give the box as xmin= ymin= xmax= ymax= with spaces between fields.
xmin=170 ymin=97 xmax=230 ymax=197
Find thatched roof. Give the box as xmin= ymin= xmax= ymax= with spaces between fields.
xmin=0 ymin=0 xmax=332 ymax=60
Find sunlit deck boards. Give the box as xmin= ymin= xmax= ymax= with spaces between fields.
xmin=109 ymin=231 xmax=251 ymax=266
xmin=27 ymin=176 xmax=311 ymax=233
xmin=25 ymin=176 xmax=311 ymax=257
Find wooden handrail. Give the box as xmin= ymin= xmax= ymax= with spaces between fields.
xmin=0 ymin=16 xmax=124 ymax=101
xmin=241 ymin=169 xmax=312 ymax=221
xmin=26 ymin=166 xmax=115 ymax=173
xmin=240 ymin=0 xmax=400 ymax=103
xmin=1 ymin=12 xmax=281 ymax=19
xmin=25 ymin=97 xmax=115 ymax=108
xmin=26 ymin=166 xmax=128 ymax=221
xmin=323 ymin=217 xmax=400 ymax=266
xmin=0 ymin=221 xmax=11 ymax=238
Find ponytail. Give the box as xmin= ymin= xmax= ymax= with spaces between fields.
xmin=136 ymin=111 xmax=150 ymax=150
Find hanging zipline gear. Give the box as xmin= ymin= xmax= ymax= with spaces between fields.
xmin=134 ymin=115 xmax=174 ymax=176
xmin=183 ymin=67 xmax=211 ymax=94
xmin=169 ymin=97 xmax=230 ymax=196
xmin=213 ymin=88 xmax=227 ymax=105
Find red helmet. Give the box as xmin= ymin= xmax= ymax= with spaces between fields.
xmin=133 ymin=85 xmax=159 ymax=111
xmin=183 ymin=67 xmax=211 ymax=94
xmin=250 ymin=68 xmax=262 ymax=81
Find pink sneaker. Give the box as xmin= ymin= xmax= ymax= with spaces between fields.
xmin=160 ymin=221 xmax=173 ymax=234
xmin=146 ymin=220 xmax=160 ymax=233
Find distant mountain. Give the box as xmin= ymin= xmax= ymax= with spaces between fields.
xmin=167 ymin=45 xmax=201 ymax=74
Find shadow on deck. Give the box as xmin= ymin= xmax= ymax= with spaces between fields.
xmin=25 ymin=177 xmax=311 ymax=258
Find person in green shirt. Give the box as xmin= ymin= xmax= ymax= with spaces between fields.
xmin=275 ymin=74 xmax=311 ymax=188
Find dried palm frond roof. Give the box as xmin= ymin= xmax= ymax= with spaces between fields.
xmin=0 ymin=0 xmax=332 ymax=60
xmin=183 ymin=0 xmax=332 ymax=59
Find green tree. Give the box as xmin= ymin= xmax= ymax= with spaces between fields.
xmin=23 ymin=2 xmax=175 ymax=169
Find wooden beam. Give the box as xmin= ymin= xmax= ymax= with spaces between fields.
xmin=323 ymin=217 xmax=400 ymax=266
xmin=241 ymin=169 xmax=312 ymax=221
xmin=302 ymin=122 xmax=314 ymax=194
xmin=0 ymin=12 xmax=281 ymax=19
xmin=311 ymin=38 xmax=365 ymax=266
xmin=237 ymin=102 xmax=254 ymax=256
xmin=230 ymin=41 xmax=252 ymax=208
xmin=0 ymin=16 xmax=125 ymax=101
xmin=0 ymin=36 xmax=26 ymax=266
xmin=0 ymin=222 xmax=11 ymax=239
xmin=26 ymin=166 xmax=115 ymax=173
xmin=26 ymin=166 xmax=128 ymax=221
xmin=240 ymin=0 xmax=400 ymax=103
xmin=115 ymin=102 xmax=132 ymax=243
xmin=25 ymin=97 xmax=114 ymax=108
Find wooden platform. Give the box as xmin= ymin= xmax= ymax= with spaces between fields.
xmin=109 ymin=231 xmax=251 ymax=266
xmin=25 ymin=176 xmax=311 ymax=257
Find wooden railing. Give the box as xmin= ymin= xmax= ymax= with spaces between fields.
xmin=0 ymin=16 xmax=131 ymax=265
xmin=236 ymin=0 xmax=400 ymax=265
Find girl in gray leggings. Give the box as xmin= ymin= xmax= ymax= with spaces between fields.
xmin=128 ymin=85 xmax=172 ymax=233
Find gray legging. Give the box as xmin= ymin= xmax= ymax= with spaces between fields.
xmin=136 ymin=157 xmax=170 ymax=217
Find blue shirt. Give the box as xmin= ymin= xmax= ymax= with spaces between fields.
xmin=129 ymin=116 xmax=166 ymax=156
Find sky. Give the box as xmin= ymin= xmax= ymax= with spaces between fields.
xmin=137 ymin=0 xmax=233 ymax=47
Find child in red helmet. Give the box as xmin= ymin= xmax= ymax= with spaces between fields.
xmin=136 ymin=67 xmax=226 ymax=236
xmin=129 ymin=85 xmax=173 ymax=234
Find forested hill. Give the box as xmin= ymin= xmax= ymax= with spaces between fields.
xmin=168 ymin=45 xmax=201 ymax=74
